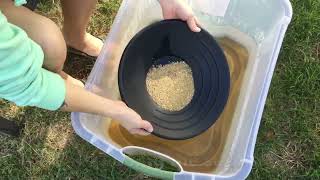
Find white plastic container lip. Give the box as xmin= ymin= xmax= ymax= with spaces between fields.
xmin=71 ymin=0 xmax=293 ymax=179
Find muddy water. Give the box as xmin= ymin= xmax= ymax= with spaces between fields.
xmin=105 ymin=37 xmax=249 ymax=173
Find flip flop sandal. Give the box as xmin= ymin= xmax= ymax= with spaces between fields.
xmin=0 ymin=116 xmax=24 ymax=137
xmin=67 ymin=46 xmax=98 ymax=61
xmin=66 ymin=37 xmax=105 ymax=61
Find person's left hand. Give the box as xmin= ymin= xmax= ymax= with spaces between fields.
xmin=159 ymin=0 xmax=201 ymax=32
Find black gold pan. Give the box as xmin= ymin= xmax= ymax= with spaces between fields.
xmin=118 ymin=20 xmax=230 ymax=140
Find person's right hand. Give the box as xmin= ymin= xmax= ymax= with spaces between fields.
xmin=112 ymin=101 xmax=153 ymax=136
xmin=159 ymin=0 xmax=201 ymax=32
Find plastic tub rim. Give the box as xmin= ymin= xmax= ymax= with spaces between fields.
xmin=71 ymin=0 xmax=293 ymax=179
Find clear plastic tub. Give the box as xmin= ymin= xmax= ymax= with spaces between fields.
xmin=71 ymin=0 xmax=292 ymax=179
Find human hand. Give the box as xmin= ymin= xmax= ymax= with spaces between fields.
xmin=159 ymin=0 xmax=201 ymax=32
xmin=112 ymin=101 xmax=153 ymax=135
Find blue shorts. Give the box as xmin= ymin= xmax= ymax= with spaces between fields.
xmin=24 ymin=0 xmax=39 ymax=11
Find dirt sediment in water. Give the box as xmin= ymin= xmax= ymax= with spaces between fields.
xmin=105 ymin=37 xmax=249 ymax=173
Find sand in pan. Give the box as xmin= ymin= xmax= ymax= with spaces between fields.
xmin=146 ymin=61 xmax=194 ymax=111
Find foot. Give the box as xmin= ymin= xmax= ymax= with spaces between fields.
xmin=65 ymin=32 xmax=103 ymax=57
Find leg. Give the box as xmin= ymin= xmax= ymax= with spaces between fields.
xmin=0 ymin=0 xmax=83 ymax=87
xmin=0 ymin=0 xmax=66 ymax=73
xmin=61 ymin=0 xmax=103 ymax=57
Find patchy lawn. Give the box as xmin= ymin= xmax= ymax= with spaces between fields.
xmin=1 ymin=0 xmax=319 ymax=179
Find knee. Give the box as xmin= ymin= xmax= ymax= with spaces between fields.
xmin=38 ymin=18 xmax=67 ymax=73
xmin=0 ymin=1 xmax=66 ymax=73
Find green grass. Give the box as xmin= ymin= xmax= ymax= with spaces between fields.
xmin=1 ymin=0 xmax=320 ymax=179
xmin=249 ymin=0 xmax=320 ymax=179
xmin=127 ymin=155 xmax=180 ymax=172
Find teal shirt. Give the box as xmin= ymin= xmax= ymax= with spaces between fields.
xmin=0 ymin=9 xmax=66 ymax=110
xmin=14 ymin=0 xmax=27 ymax=6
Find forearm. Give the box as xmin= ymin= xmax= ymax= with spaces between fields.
xmin=159 ymin=0 xmax=182 ymax=5
xmin=159 ymin=0 xmax=175 ymax=3
xmin=159 ymin=0 xmax=173 ymax=6
xmin=61 ymin=80 xmax=118 ymax=118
